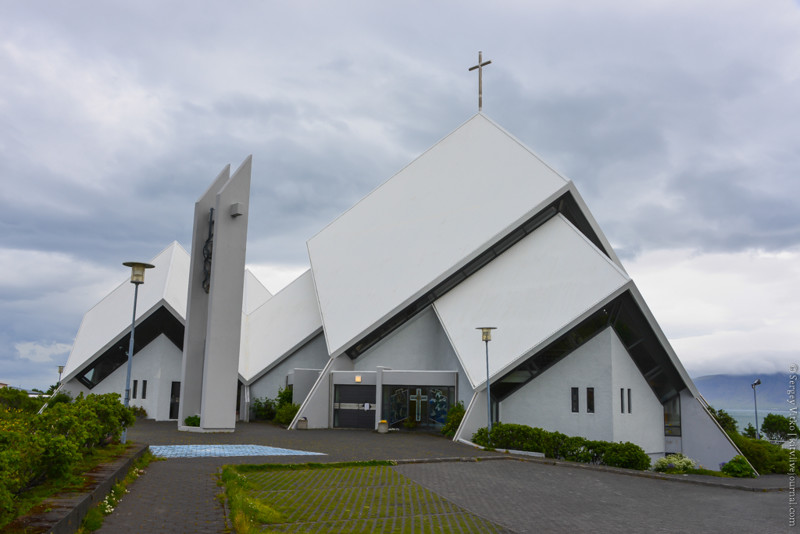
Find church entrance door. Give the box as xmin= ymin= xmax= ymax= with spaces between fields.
xmin=333 ymin=385 xmax=375 ymax=429
xmin=169 ymin=381 xmax=180 ymax=420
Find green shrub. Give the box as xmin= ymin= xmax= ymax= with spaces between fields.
xmin=472 ymin=422 xmax=650 ymax=470
xmin=721 ymin=454 xmax=756 ymax=478
xmin=276 ymin=387 xmax=293 ymax=408
xmin=251 ymin=397 xmax=276 ymax=420
xmin=0 ymin=388 xmax=42 ymax=413
xmin=654 ymin=453 xmax=696 ymax=473
xmin=0 ymin=392 xmax=135 ymax=526
xmin=184 ymin=415 xmax=200 ymax=427
xmin=440 ymin=401 xmax=465 ymax=438
xmin=728 ymin=431 xmax=789 ymax=474
xmin=274 ymin=403 xmax=299 ymax=426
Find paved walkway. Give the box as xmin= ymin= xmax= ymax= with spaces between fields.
xmin=98 ymin=420 xmax=794 ymax=533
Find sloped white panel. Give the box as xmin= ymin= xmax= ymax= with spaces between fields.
xmin=308 ymin=114 xmax=570 ymax=358
xmin=243 ymin=269 xmax=272 ymax=314
xmin=434 ymin=215 xmax=630 ymax=389
xmin=63 ymin=242 xmax=190 ymax=381
xmin=240 ymin=269 xmax=323 ymax=381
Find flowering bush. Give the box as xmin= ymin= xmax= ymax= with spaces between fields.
xmin=720 ymin=455 xmax=756 ymax=478
xmin=0 ymin=393 xmax=135 ymax=524
xmin=653 ymin=453 xmax=696 ymax=473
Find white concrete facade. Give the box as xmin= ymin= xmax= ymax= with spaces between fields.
xmin=501 ymin=329 xmax=664 ymax=454
xmin=63 ymin=112 xmax=743 ymax=470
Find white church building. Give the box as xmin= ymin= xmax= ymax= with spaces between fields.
xmin=60 ymin=113 xmax=741 ymax=468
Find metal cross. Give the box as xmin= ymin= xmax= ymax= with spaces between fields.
xmin=410 ymin=388 xmax=428 ymax=422
xmin=468 ymin=51 xmax=492 ymax=111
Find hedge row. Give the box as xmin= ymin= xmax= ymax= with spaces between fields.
xmin=472 ymin=422 xmax=651 ymax=470
xmin=0 ymin=392 xmax=135 ymax=521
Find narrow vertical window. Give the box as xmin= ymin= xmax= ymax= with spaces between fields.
xmin=571 ymin=387 xmax=579 ymax=413
xmin=133 ymin=380 xmax=138 ymax=399
xmin=628 ymin=388 xmax=632 ymax=413
xmin=586 ymin=387 xmax=595 ymax=413
xmin=142 ymin=380 xmax=148 ymax=400
xmin=620 ymin=388 xmax=625 ymax=413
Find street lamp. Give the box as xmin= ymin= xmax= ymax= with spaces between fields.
xmin=752 ymin=378 xmax=761 ymax=440
xmin=121 ymin=261 xmax=154 ymax=444
xmin=57 ymin=365 xmax=64 ymax=386
xmin=477 ymin=327 xmax=497 ymax=443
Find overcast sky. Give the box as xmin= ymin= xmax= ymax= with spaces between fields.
xmin=2 ymin=1 xmax=798 ymax=390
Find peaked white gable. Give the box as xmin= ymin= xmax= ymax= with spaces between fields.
xmin=62 ymin=242 xmax=190 ymax=382
xmin=308 ymin=113 xmax=572 ymax=358
xmin=239 ymin=269 xmax=322 ymax=382
xmin=434 ymin=215 xmax=630 ymax=388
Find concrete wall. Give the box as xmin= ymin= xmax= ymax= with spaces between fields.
xmin=249 ymin=333 xmax=329 ymax=409
xmin=294 ymin=356 xmax=354 ymax=428
xmin=610 ymin=330 xmax=665 ymax=454
xmin=499 ymin=328 xmax=664 ymax=454
xmin=501 ymin=328 xmax=614 ymax=442
xmin=354 ymin=307 xmax=472 ymax=405
xmin=61 ymin=334 xmax=182 ymax=421
xmin=679 ymin=388 xmax=741 ymax=470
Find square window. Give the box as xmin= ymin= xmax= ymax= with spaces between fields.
xmin=571 ymin=387 xmax=579 ymax=413
xmin=586 ymin=387 xmax=594 ymax=413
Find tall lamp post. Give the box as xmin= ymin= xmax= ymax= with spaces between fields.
xmin=477 ymin=327 xmax=497 ymax=443
xmin=752 ymin=378 xmax=761 ymax=440
xmin=121 ymin=261 xmax=154 ymax=444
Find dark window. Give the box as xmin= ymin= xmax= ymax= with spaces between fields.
xmin=586 ymin=387 xmax=595 ymax=413
xmin=142 ymin=380 xmax=147 ymax=400
xmin=627 ymin=388 xmax=631 ymax=413
xmin=620 ymin=388 xmax=625 ymax=413
xmin=133 ymin=380 xmax=138 ymax=399
xmin=571 ymin=387 xmax=579 ymax=413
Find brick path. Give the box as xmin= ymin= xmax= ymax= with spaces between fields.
xmin=396 ymin=459 xmax=791 ymax=533
xmin=98 ymin=420 xmax=794 ymax=533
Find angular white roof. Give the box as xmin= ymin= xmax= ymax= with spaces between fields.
xmin=63 ymin=242 xmax=190 ymax=381
xmin=64 ymin=243 xmax=274 ymax=384
xmin=239 ymin=269 xmax=323 ymax=382
xmin=308 ymin=113 xmax=571 ymax=358
xmin=243 ymin=270 xmax=273 ymax=314
xmin=434 ymin=214 xmax=630 ymax=388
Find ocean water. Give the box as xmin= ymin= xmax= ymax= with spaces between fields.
xmin=723 ymin=408 xmax=794 ymax=434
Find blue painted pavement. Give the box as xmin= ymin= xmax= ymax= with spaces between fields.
xmin=149 ymin=444 xmax=326 ymax=458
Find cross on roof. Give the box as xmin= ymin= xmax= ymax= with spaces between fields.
xmin=468 ymin=51 xmax=492 ymax=111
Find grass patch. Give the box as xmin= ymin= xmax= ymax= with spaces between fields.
xmin=75 ymin=450 xmax=156 ymax=533
xmin=230 ymin=460 xmax=396 ymax=474
xmin=221 ymin=463 xmax=508 ymax=533
xmin=657 ymin=467 xmax=732 ymax=478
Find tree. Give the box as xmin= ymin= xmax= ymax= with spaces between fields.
xmin=707 ymin=406 xmax=738 ymax=434
xmin=742 ymin=423 xmax=757 ymax=439
xmin=761 ymin=413 xmax=792 ymax=441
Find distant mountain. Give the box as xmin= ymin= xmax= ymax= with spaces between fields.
xmin=693 ymin=373 xmax=791 ymax=411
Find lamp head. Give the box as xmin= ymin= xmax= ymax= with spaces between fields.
xmin=476 ymin=327 xmax=497 ymax=342
xmin=123 ymin=262 xmax=155 ymax=284
xmin=752 ymin=378 xmax=761 ymax=388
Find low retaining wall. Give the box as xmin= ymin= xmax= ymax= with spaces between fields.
xmin=6 ymin=443 xmax=149 ymax=534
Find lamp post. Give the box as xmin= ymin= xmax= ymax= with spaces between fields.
xmin=752 ymin=378 xmax=761 ymax=440
xmin=121 ymin=261 xmax=154 ymax=444
xmin=477 ymin=327 xmax=497 ymax=443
